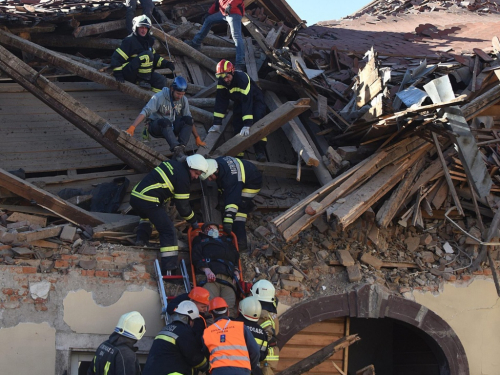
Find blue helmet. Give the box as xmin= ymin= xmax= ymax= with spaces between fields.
xmin=171 ymin=76 xmax=188 ymax=92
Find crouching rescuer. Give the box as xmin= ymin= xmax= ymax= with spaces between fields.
xmin=130 ymin=155 xmax=208 ymax=274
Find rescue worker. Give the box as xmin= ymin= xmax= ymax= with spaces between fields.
xmin=143 ymin=301 xmax=209 ymax=375
xmin=130 ymin=154 xmax=208 ymax=274
xmin=235 ymin=296 xmax=268 ymax=363
xmin=200 ymin=156 xmax=262 ymax=251
xmin=186 ymin=0 xmax=246 ymax=71
xmin=192 ymin=222 xmax=241 ymax=317
xmin=208 ymin=59 xmax=267 ymax=162
xmin=125 ymin=76 xmax=206 ymax=161
xmin=111 ymin=15 xmax=175 ymax=92
xmin=203 ymin=297 xmax=263 ymax=375
xmin=88 ymin=311 xmax=146 ymax=375
xmin=126 ymin=0 xmax=154 ymax=35
xmin=252 ymin=280 xmax=279 ymax=375
xmin=166 ymin=286 xmax=211 ymax=340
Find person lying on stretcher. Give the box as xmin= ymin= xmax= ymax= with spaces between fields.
xmin=191 ymin=222 xmax=240 ymax=317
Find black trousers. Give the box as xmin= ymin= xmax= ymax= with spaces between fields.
xmin=148 ymin=116 xmax=193 ymax=151
xmin=233 ymin=96 xmax=267 ymax=155
xmin=123 ymin=51 xmax=166 ymax=92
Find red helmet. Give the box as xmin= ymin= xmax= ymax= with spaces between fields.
xmin=209 ymin=297 xmax=228 ymax=312
xmin=188 ymin=287 xmax=210 ymax=306
xmin=216 ymin=59 xmax=234 ymax=78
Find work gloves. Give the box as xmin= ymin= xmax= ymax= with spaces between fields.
xmin=224 ymin=5 xmax=231 ymax=15
xmin=239 ymin=126 xmax=250 ymax=136
xmin=125 ymin=125 xmax=136 ymax=136
xmin=114 ymin=72 xmax=125 ymax=83
xmin=204 ymin=268 xmax=216 ymax=282
xmin=208 ymin=125 xmax=221 ymax=133
xmin=162 ymin=60 xmax=175 ymax=71
xmin=191 ymin=221 xmax=199 ymax=230
xmin=195 ymin=136 xmax=206 ymax=147
xmin=223 ymin=223 xmax=232 ymax=235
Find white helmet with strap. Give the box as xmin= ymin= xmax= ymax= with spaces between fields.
xmin=239 ymin=296 xmax=262 ymax=322
xmin=200 ymin=159 xmax=218 ymax=180
xmin=251 ymin=279 xmax=275 ymax=303
xmin=175 ymin=300 xmax=200 ymax=320
xmin=114 ymin=311 xmax=146 ymax=340
xmin=186 ymin=154 xmax=209 ymax=174
xmin=132 ymin=15 xmax=152 ymax=34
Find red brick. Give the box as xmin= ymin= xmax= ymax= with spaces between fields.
xmin=81 ymin=270 xmax=87 ymax=276
xmin=473 ymin=270 xmax=484 ymax=275
xmin=95 ymin=270 xmax=109 ymax=278
xmin=482 ymin=268 xmax=492 ymax=276
xmin=86 ymin=270 xmax=95 ymax=277
xmin=97 ymin=256 xmax=113 ymax=262
xmin=23 ymin=266 xmax=37 ymax=274
xmin=138 ymin=272 xmax=151 ymax=280
xmin=291 ymin=292 xmax=304 ymax=298
xmin=109 ymin=271 xmax=122 ymax=277
xmin=275 ymin=289 xmax=290 ymax=297
xmin=461 ymin=275 xmax=472 ymax=281
xmin=9 ymin=295 xmax=20 ymax=301
xmin=61 ymin=254 xmax=79 ymax=260
xmin=55 ymin=260 xmax=69 ymax=268
xmin=2 ymin=288 xmax=14 ymax=295
xmin=0 ymin=245 xmax=12 ymax=251
xmin=35 ymin=303 xmax=48 ymax=312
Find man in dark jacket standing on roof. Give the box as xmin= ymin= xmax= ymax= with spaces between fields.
xmin=130 ymin=155 xmax=208 ymax=275
xmin=111 ymin=15 xmax=175 ymax=92
xmin=186 ymin=0 xmax=246 ymax=71
xmin=88 ymin=311 xmax=146 ymax=375
xmin=200 ymin=156 xmax=262 ymax=251
xmin=209 ymin=59 xmax=267 ymax=161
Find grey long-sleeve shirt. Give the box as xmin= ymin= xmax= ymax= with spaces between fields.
xmin=140 ymin=87 xmax=191 ymax=122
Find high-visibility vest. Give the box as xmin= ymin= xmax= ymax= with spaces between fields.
xmin=203 ymin=318 xmax=251 ymax=370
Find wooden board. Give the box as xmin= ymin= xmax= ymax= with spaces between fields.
xmin=277 ymin=318 xmax=346 ymax=374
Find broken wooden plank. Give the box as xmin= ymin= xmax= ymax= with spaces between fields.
xmin=0 ymin=44 xmax=164 ymax=172
xmin=92 ymin=215 xmax=141 ymax=237
xmin=264 ymin=92 xmax=319 ymax=167
xmin=17 ymin=225 xmax=65 ymax=242
xmin=244 ymin=37 xmax=259 ymax=82
xmin=376 ymin=158 xmax=424 ymax=228
xmin=275 ymin=335 xmax=360 ymax=375
xmin=197 ymin=112 xmax=233 ymax=157
xmin=0 ymin=169 xmax=104 ymax=227
xmin=7 ymin=212 xmax=47 ymax=227
xmin=212 ymin=98 xmax=310 ymax=157
xmin=72 ymin=19 xmax=126 ymax=38
xmin=431 ymin=132 xmax=464 ymax=216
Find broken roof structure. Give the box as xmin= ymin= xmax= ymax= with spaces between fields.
xmin=1 ymin=0 xmax=500 ymax=374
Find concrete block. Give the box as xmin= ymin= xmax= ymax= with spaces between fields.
xmin=420 ymin=251 xmax=435 ymax=264
xmin=404 ymin=236 xmax=420 ymax=252
xmin=280 ymin=279 xmax=301 ymax=291
xmin=277 ymin=266 xmax=292 ymax=274
xmin=313 ymin=217 xmax=329 ymax=233
xmin=346 ymin=264 xmax=362 ymax=282
xmin=254 ymin=226 xmax=270 ymax=238
xmin=79 ymin=259 xmax=97 ymax=270
xmin=336 ymin=250 xmax=355 ymax=266
xmin=60 ymin=225 xmax=77 ymax=242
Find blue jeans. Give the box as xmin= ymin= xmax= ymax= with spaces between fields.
xmin=192 ymin=12 xmax=245 ymax=66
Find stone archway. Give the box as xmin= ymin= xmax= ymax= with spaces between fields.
xmin=277 ymin=284 xmax=469 ymax=375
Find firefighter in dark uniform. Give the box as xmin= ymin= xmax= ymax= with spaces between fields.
xmin=111 ymin=15 xmax=175 ymax=92
xmin=192 ymin=222 xmax=241 ymax=317
xmin=208 ymin=59 xmax=268 ymax=162
xmin=88 ymin=311 xmax=146 ymax=375
xmin=143 ymin=301 xmax=209 ymax=375
xmin=235 ymin=296 xmax=269 ymax=363
xmin=130 ymin=154 xmax=208 ymax=275
xmin=166 ymin=286 xmax=211 ymax=340
xmin=200 ymin=156 xmax=262 ymax=251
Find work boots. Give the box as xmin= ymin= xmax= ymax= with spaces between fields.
xmin=184 ymin=40 xmax=201 ymax=51
xmin=172 ymin=145 xmax=187 ymax=162
xmin=138 ymin=80 xmax=152 ymax=90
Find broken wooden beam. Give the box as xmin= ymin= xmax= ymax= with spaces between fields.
xmin=0 ymin=44 xmax=164 ymax=172
xmin=17 ymin=225 xmax=66 ymax=242
xmin=212 ymin=98 xmax=310 ymax=157
xmin=72 ymin=19 xmax=126 ymax=38
xmin=0 ymin=169 xmax=104 ymax=227
xmin=275 ymin=335 xmax=360 ymax=375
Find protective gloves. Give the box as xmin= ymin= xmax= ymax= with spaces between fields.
xmin=125 ymin=125 xmax=136 ymax=136
xmin=163 ymin=60 xmax=175 ymax=71
xmin=208 ymin=125 xmax=221 ymax=133
xmin=239 ymin=126 xmax=250 ymax=136
xmin=224 ymin=5 xmax=231 ymax=15
xmin=191 ymin=221 xmax=199 ymax=230
xmin=195 ymin=136 xmax=206 ymax=147
xmin=223 ymin=223 xmax=232 ymax=235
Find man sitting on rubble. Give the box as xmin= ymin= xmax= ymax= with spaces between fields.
xmin=192 ymin=222 xmax=241 ymax=317
xmin=111 ymin=15 xmax=174 ymax=92
xmin=129 ymin=155 xmax=208 ymax=275
xmin=125 ymin=76 xmax=206 ymax=161
xmin=200 ymin=156 xmax=262 ymax=251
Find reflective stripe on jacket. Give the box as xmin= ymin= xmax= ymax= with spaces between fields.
xmin=203 ymin=318 xmax=251 ymax=370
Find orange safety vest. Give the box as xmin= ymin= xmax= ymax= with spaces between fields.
xmin=203 ymin=318 xmax=251 ymax=370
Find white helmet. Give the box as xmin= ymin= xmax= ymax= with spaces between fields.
xmin=186 ymin=154 xmax=208 ymax=173
xmin=132 ymin=15 xmax=152 ymax=34
xmin=200 ymin=159 xmax=218 ymax=180
xmin=239 ymin=296 xmax=262 ymax=322
xmin=251 ymin=279 xmax=275 ymax=303
xmin=114 ymin=311 xmax=146 ymax=340
xmin=175 ymin=300 xmax=200 ymax=320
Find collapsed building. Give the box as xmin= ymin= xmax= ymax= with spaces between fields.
xmin=1 ymin=0 xmax=500 ymax=374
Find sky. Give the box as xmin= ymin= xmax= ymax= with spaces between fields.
xmin=286 ymin=0 xmax=370 ymax=26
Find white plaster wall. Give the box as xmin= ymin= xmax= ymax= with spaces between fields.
xmin=63 ymin=288 xmax=164 ymax=337
xmin=408 ymin=279 xmax=500 ymax=375
xmin=0 ymin=322 xmax=56 ymax=375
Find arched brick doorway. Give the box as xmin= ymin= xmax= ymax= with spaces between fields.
xmin=277 ymin=284 xmax=468 ymax=375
